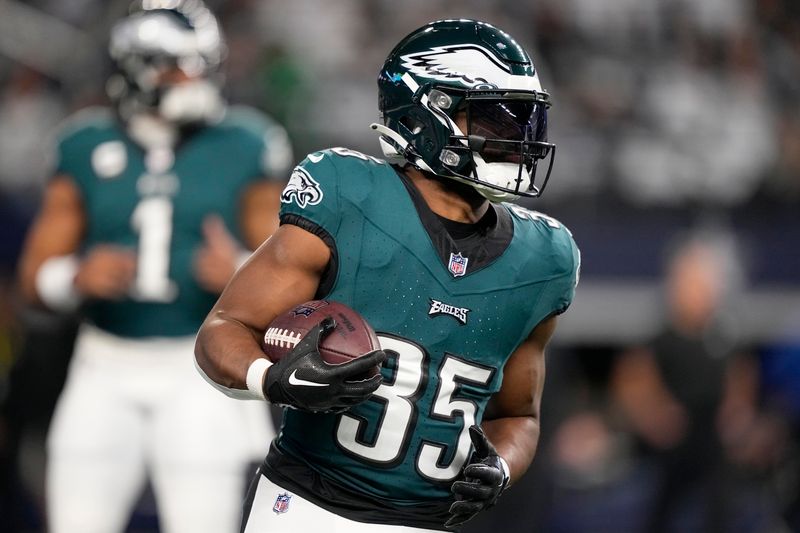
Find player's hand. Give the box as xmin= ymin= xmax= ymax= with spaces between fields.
xmin=73 ymin=245 xmax=136 ymax=300
xmin=194 ymin=215 xmax=245 ymax=294
xmin=445 ymin=426 xmax=509 ymax=530
xmin=263 ymin=317 xmax=386 ymax=413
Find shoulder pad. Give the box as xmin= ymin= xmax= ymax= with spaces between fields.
xmin=506 ymin=203 xmax=579 ymax=279
xmin=221 ymin=105 xmax=293 ymax=177
xmin=52 ymin=107 xmax=116 ymax=144
xmin=304 ymin=147 xmax=387 ymax=168
xmin=221 ymin=105 xmax=275 ymax=134
xmin=505 ymin=204 xmax=569 ymax=233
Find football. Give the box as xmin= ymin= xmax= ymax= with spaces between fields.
xmin=262 ymin=300 xmax=381 ymax=376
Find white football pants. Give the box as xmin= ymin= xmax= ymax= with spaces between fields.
xmin=46 ymin=324 xmax=274 ymax=533
xmin=242 ymin=474 xmax=444 ymax=533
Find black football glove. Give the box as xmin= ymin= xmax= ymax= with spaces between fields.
xmin=445 ymin=425 xmax=510 ymax=530
xmin=263 ymin=317 xmax=386 ymax=413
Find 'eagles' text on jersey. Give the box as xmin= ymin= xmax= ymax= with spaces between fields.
xmin=276 ymin=148 xmax=579 ymax=512
xmin=53 ymin=106 xmax=292 ymax=337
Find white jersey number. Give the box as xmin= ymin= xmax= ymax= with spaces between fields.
xmin=130 ymin=196 xmax=177 ymax=302
xmin=335 ymin=335 xmax=494 ymax=482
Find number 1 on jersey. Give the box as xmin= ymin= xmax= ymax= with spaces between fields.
xmin=130 ymin=196 xmax=177 ymax=302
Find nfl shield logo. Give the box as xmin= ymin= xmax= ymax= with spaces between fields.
xmin=291 ymin=300 xmax=329 ymax=317
xmin=273 ymin=492 xmax=292 ymax=514
xmin=448 ymin=253 xmax=469 ymax=277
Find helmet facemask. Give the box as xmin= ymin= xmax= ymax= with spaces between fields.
xmin=375 ymin=84 xmax=554 ymax=202
xmin=432 ymin=88 xmax=554 ymax=201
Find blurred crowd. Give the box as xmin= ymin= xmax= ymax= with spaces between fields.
xmin=1 ymin=0 xmax=799 ymax=532
xmin=3 ymin=0 xmax=800 ymax=206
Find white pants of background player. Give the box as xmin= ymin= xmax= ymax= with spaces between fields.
xmin=46 ymin=324 xmax=274 ymax=533
xmin=242 ymin=475 xmax=444 ymax=533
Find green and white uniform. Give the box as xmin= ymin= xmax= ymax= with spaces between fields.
xmin=47 ymin=106 xmax=291 ymax=533
xmin=54 ymin=106 xmax=291 ymax=336
xmin=247 ymin=148 xmax=579 ymax=531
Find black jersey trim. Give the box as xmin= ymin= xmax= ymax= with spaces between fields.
xmin=435 ymin=210 xmax=493 ymax=239
xmin=279 ymin=214 xmax=338 ymax=298
xmin=260 ymin=443 xmax=451 ymax=530
xmin=394 ymin=169 xmax=514 ymax=276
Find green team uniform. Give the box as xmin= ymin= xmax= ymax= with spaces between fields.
xmin=263 ymin=148 xmax=580 ymax=529
xmin=53 ymin=106 xmax=291 ymax=337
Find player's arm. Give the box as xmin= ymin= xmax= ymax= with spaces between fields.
xmin=18 ymin=175 xmax=135 ymax=311
xmin=194 ymin=223 xmax=384 ymax=410
xmin=446 ymin=315 xmax=557 ymax=529
xmin=611 ymin=346 xmax=688 ymax=449
xmin=194 ymin=112 xmax=293 ymax=292
xmin=193 ymin=180 xmax=286 ymax=294
xmin=195 ymin=223 xmax=327 ymax=389
xmin=240 ymin=180 xmax=286 ymax=248
xmin=481 ymin=314 xmax=557 ymax=483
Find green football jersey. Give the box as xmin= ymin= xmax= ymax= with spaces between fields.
xmin=275 ymin=148 xmax=579 ymax=510
xmin=54 ymin=106 xmax=292 ymax=337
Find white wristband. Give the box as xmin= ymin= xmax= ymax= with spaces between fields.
xmin=498 ymin=456 xmax=511 ymax=486
xmin=35 ymin=254 xmax=82 ymax=313
xmin=246 ymin=357 xmax=273 ymax=400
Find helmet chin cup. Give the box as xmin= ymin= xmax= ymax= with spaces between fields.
xmin=438 ymin=147 xmax=522 ymax=202
xmin=159 ymin=79 xmax=224 ymax=125
xmin=471 ymin=157 xmax=524 ymax=200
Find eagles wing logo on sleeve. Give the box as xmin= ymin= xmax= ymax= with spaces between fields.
xmin=281 ymin=167 xmax=323 ymax=208
xmin=400 ymin=44 xmax=542 ymax=91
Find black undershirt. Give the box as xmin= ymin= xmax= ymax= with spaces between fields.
xmin=435 ymin=208 xmax=495 ymax=240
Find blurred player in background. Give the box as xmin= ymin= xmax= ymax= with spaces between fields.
xmin=612 ymin=235 xmax=767 ymax=533
xmin=196 ymin=19 xmax=579 ymax=532
xmin=16 ymin=1 xmax=293 ymax=532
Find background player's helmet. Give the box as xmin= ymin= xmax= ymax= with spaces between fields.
xmin=107 ymin=0 xmax=225 ymax=125
xmin=375 ymin=19 xmax=555 ymax=202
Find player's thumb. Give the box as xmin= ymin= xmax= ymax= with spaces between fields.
xmin=202 ymin=214 xmax=236 ymax=250
xmin=468 ymin=425 xmax=497 ymax=459
xmin=297 ymin=317 xmax=337 ymax=352
xmin=339 ymin=349 xmax=387 ymax=379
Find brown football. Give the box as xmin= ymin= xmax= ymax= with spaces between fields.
xmin=262 ymin=300 xmax=381 ymax=377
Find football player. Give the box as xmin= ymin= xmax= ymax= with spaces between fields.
xmin=17 ymin=1 xmax=292 ymax=532
xmin=195 ymin=19 xmax=579 ymax=532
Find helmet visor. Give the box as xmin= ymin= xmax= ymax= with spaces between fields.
xmin=467 ymin=99 xmax=549 ymax=163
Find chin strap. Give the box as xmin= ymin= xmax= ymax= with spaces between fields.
xmin=370 ymin=122 xmax=520 ymax=203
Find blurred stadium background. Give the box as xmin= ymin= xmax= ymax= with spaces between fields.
xmin=0 ymin=0 xmax=799 ymax=532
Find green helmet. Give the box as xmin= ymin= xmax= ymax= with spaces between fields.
xmin=374 ymin=19 xmax=554 ymax=202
